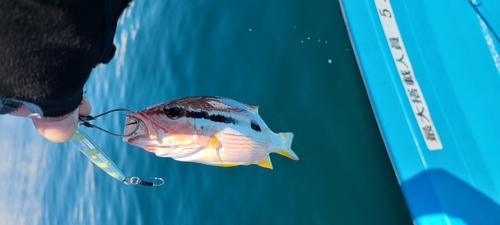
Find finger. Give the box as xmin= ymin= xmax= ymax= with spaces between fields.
xmin=32 ymin=107 xmax=79 ymax=143
xmin=79 ymin=97 xmax=92 ymax=116
xmin=9 ymin=104 xmax=31 ymax=117
xmin=12 ymin=98 xmax=91 ymax=119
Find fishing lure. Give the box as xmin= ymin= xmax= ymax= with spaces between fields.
xmin=72 ymin=110 xmax=163 ymax=187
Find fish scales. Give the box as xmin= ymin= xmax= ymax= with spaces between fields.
xmin=123 ymin=96 xmax=298 ymax=169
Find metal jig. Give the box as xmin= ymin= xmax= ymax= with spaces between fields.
xmin=124 ymin=176 xmax=165 ymax=187
xmin=74 ymin=109 xmax=164 ymax=187
xmin=79 ymin=108 xmax=140 ymax=137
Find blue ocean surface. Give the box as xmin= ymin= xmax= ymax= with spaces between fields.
xmin=0 ymin=1 xmax=411 ymax=224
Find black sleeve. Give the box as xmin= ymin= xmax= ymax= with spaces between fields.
xmin=0 ymin=0 xmax=132 ymax=117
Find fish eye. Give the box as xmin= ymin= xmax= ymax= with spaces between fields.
xmin=163 ymin=103 xmax=185 ymax=119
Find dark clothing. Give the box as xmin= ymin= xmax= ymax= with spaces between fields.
xmin=0 ymin=0 xmax=131 ymax=117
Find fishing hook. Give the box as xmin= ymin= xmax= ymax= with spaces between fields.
xmin=79 ymin=108 xmax=140 ymax=137
xmin=123 ymin=176 xmax=165 ymax=187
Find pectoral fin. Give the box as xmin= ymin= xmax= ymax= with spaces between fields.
xmin=192 ymin=135 xmax=221 ymax=149
xmin=208 ymin=135 xmax=220 ymax=148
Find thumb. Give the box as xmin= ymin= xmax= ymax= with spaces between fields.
xmin=31 ymin=107 xmax=79 ymax=143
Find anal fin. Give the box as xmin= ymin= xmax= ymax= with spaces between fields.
xmin=256 ymin=155 xmax=273 ymax=169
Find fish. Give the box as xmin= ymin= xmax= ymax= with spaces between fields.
xmin=123 ymin=96 xmax=298 ymax=169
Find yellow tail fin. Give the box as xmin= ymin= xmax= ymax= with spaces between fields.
xmin=274 ymin=132 xmax=299 ymax=160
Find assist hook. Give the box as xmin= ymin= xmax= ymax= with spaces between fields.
xmin=124 ymin=176 xmax=165 ymax=187
xmin=79 ymin=108 xmax=140 ymax=137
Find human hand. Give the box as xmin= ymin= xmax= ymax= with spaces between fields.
xmin=10 ymin=98 xmax=92 ymax=142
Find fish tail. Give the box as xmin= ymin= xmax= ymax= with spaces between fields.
xmin=274 ymin=132 xmax=299 ymax=160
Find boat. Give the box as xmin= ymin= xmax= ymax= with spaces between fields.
xmin=340 ymin=0 xmax=500 ymax=224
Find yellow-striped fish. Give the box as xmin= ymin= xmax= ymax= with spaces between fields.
xmin=123 ymin=96 xmax=298 ymax=169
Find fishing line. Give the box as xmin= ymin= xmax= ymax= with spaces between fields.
xmin=79 ymin=108 xmax=140 ymax=137
xmin=70 ymin=108 xmax=164 ymax=187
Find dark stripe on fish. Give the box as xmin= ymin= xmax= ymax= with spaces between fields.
xmin=186 ymin=110 xmax=236 ymax=124
xmin=250 ymin=119 xmax=261 ymax=132
xmin=210 ymin=114 xmax=236 ymax=124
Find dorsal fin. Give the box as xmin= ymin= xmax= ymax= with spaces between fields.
xmin=248 ymin=105 xmax=259 ymax=114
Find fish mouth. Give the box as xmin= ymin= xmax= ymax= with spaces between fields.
xmin=123 ymin=112 xmax=156 ymax=143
